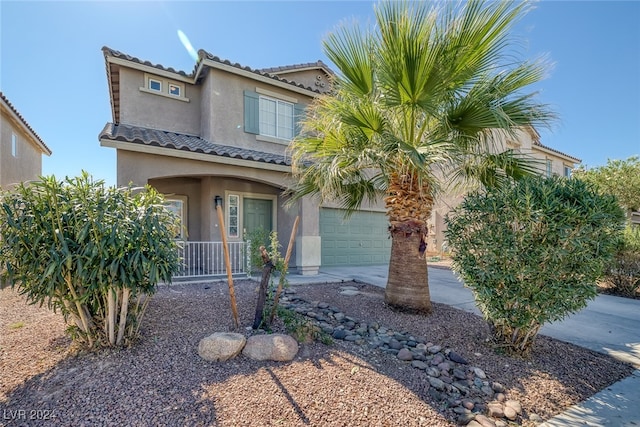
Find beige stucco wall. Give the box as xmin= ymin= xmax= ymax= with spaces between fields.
xmin=201 ymin=69 xmax=314 ymax=155
xmin=117 ymin=68 xmax=201 ymax=135
xmin=0 ymin=112 xmax=44 ymax=188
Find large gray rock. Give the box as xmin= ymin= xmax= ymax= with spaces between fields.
xmin=198 ymin=332 xmax=246 ymax=362
xmin=242 ymin=334 xmax=299 ymax=361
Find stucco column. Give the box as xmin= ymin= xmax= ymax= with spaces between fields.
xmin=295 ymin=196 xmax=321 ymax=275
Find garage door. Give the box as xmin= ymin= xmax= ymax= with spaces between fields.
xmin=320 ymin=208 xmax=391 ymax=266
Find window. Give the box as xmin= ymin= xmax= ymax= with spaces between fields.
xmin=546 ymin=159 xmax=552 ymax=177
xmin=564 ymin=165 xmax=572 ymax=177
xmin=168 ymin=83 xmax=181 ymax=97
xmin=228 ymin=194 xmax=239 ymax=238
xmin=148 ymin=78 xmax=162 ymax=92
xmin=11 ymin=133 xmax=17 ymax=157
xmin=140 ymin=74 xmax=189 ymax=102
xmin=259 ymin=96 xmax=294 ymax=140
xmin=244 ymin=90 xmax=303 ymax=142
xmin=164 ymin=197 xmax=187 ymax=239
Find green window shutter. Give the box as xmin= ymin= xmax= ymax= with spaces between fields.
xmin=294 ymin=103 xmax=305 ymax=136
xmin=244 ymin=90 xmax=259 ymax=134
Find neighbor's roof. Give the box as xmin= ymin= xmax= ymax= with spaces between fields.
xmin=98 ymin=123 xmax=291 ymax=167
xmin=0 ymin=92 xmax=52 ymax=155
xmin=533 ymin=140 xmax=581 ymax=163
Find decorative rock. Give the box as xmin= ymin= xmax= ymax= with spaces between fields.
xmin=505 ymin=400 xmax=522 ymax=415
xmin=487 ymin=402 xmax=504 ymax=418
xmin=481 ymin=385 xmax=494 ymax=397
xmin=438 ymin=362 xmax=452 ymax=372
xmin=474 ymin=414 xmax=497 ymax=427
xmin=495 ymin=421 xmax=508 ymax=427
xmin=503 ymin=406 xmax=517 ymax=421
xmin=491 ymin=382 xmax=505 ymax=393
xmin=431 ymin=354 xmax=445 ymax=365
xmin=411 ymin=360 xmax=428 ymax=370
xmin=339 ymin=289 xmax=360 ymax=296
xmin=466 ymin=421 xmax=483 ymax=427
xmin=332 ymin=329 xmax=347 ymax=340
xmin=473 ymin=367 xmax=487 ymax=379
xmin=462 ymin=399 xmax=475 ymax=410
xmin=242 ymin=334 xmax=298 ymax=361
xmin=428 ymin=376 xmax=446 ymax=391
xmin=495 ymin=393 xmax=506 ymax=402
xmin=397 ymin=348 xmax=413 ymax=361
xmin=453 ymin=368 xmax=467 ymax=380
xmin=198 ymin=332 xmax=246 ymax=362
xmin=428 ymin=345 xmax=442 ymax=354
xmin=529 ymin=413 xmax=544 ymax=423
xmin=448 ymin=350 xmax=468 ymax=364
xmin=426 ymin=367 xmax=441 ymax=377
xmin=390 ymin=339 xmax=404 ymax=350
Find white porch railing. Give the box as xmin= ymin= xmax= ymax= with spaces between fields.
xmin=174 ymin=241 xmax=248 ymax=279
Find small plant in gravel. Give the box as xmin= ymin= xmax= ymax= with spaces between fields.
xmin=0 ymin=172 xmax=181 ymax=349
xmin=276 ymin=306 xmax=333 ymax=345
xmin=445 ymin=176 xmax=624 ymax=357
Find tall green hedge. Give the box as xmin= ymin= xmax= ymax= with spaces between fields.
xmin=445 ymin=176 xmax=624 ymax=357
xmin=0 ymin=173 xmax=182 ymax=348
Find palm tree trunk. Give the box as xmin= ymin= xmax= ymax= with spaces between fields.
xmin=383 ymin=172 xmax=433 ymax=313
xmin=385 ymin=223 xmax=432 ymax=313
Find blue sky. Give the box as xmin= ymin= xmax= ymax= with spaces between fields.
xmin=1 ymin=1 xmax=639 ymax=186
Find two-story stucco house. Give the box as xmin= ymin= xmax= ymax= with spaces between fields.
xmin=0 ymin=92 xmax=52 ymax=188
xmin=99 ymin=47 xmax=580 ymax=275
xmin=99 ymin=47 xmax=367 ymax=276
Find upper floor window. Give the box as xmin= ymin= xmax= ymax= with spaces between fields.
xmin=259 ymin=96 xmax=294 ymax=140
xmin=148 ymin=78 xmax=162 ymax=92
xmin=11 ymin=133 xmax=17 ymax=157
xmin=244 ymin=89 xmax=304 ymax=143
xmin=141 ymin=74 xmax=189 ymax=102
xmin=168 ymin=83 xmax=181 ymax=97
xmin=546 ymin=159 xmax=552 ymax=177
xmin=564 ymin=165 xmax=572 ymax=177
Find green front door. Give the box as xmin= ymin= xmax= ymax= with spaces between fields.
xmin=243 ymin=198 xmax=273 ymax=236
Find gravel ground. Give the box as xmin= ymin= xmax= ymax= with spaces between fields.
xmin=0 ymin=279 xmax=634 ymax=427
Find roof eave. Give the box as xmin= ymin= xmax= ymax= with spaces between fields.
xmin=99 ymin=138 xmax=291 ymax=173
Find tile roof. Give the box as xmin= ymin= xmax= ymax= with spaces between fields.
xmin=102 ymin=46 xmax=326 ymax=94
xmin=198 ymin=50 xmax=324 ymax=93
xmin=533 ymin=140 xmax=581 ymax=163
xmin=259 ymin=60 xmax=334 ymax=76
xmin=101 ymin=47 xmax=198 ymax=78
xmin=99 ymin=123 xmax=291 ymax=167
xmin=0 ymin=92 xmax=52 ymax=155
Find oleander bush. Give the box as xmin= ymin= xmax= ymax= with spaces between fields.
xmin=445 ymin=176 xmax=624 ymax=357
xmin=0 ymin=172 xmax=181 ymax=349
xmin=604 ymin=225 xmax=640 ymax=297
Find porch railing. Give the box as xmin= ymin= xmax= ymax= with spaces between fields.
xmin=174 ymin=241 xmax=248 ymax=279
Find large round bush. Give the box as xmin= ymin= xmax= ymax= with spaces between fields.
xmin=0 ymin=173 xmax=181 ymax=349
xmin=445 ymin=176 xmax=624 ymax=357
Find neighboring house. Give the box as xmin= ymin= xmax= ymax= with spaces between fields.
xmin=0 ymin=92 xmax=52 ymax=188
xmin=98 ymin=47 xmax=579 ymax=274
xmin=427 ymin=127 xmax=581 ymax=253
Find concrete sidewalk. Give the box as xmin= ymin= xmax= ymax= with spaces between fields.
xmin=286 ymin=264 xmax=640 ymax=426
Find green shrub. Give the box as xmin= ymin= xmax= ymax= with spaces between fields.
xmin=445 ymin=176 xmax=624 ymax=357
xmin=0 ymin=173 xmax=181 ymax=349
xmin=604 ymin=226 xmax=640 ymax=297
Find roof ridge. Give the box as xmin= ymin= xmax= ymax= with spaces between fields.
xmin=102 ymin=46 xmax=326 ymax=94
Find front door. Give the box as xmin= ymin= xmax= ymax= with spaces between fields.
xmin=243 ymin=198 xmax=273 ymax=236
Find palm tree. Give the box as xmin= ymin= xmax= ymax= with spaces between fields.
xmin=288 ymin=0 xmax=555 ymax=313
